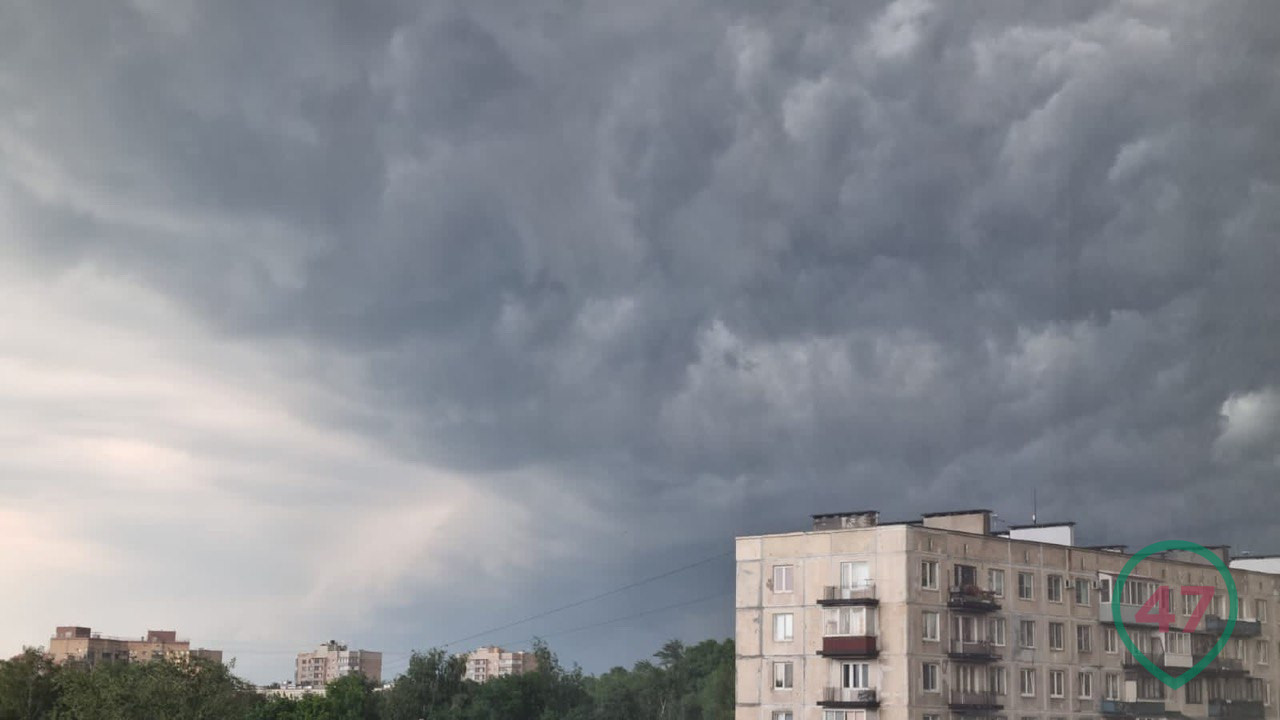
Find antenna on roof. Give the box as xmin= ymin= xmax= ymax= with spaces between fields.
xmin=1032 ymin=488 xmax=1037 ymax=525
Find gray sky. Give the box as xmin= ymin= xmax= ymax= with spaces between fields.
xmin=2 ymin=0 xmax=1278 ymax=683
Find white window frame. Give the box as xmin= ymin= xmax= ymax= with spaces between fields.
xmin=922 ymin=560 xmax=939 ymax=590
xmin=923 ymin=663 xmax=939 ymax=692
xmin=774 ymin=661 xmax=794 ymax=690
xmin=1105 ymin=673 xmax=1120 ymax=700
xmin=774 ymin=613 xmax=794 ymax=642
xmin=1078 ymin=671 xmax=1093 ymax=699
xmin=772 ymin=712 xmax=793 ymax=720
xmin=990 ymin=569 xmax=1006 ymax=598
xmin=1074 ymin=577 xmax=1091 ymax=606
xmin=773 ymin=565 xmax=794 ymax=594
xmin=842 ymin=662 xmax=870 ymax=690
xmin=1020 ymin=668 xmax=1036 ymax=697
xmin=1049 ymin=669 xmax=1065 ymax=698
xmin=1259 ymin=640 xmax=1270 ymax=665
xmin=1077 ymin=624 xmax=1092 ymax=653
xmin=1049 ymin=622 xmax=1064 ymax=651
xmin=1018 ymin=572 xmax=1034 ymax=600
xmin=1258 ymin=600 xmax=1268 ymax=623
xmin=991 ymin=666 xmax=1007 ymax=695
xmin=1104 ymin=627 xmax=1118 ymax=654
xmin=1019 ymin=620 xmax=1035 ymax=648
xmin=1047 ymin=575 xmax=1063 ymax=603
xmin=923 ymin=611 xmax=939 ymax=642
xmin=990 ymin=617 xmax=1007 ymax=647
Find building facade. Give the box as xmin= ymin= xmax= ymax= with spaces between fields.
xmin=463 ymin=646 xmax=538 ymax=683
xmin=736 ymin=509 xmax=1280 ymax=720
xmin=46 ymin=627 xmax=222 ymax=666
xmin=295 ymin=641 xmax=382 ymax=687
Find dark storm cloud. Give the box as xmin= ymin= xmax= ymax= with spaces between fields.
xmin=3 ymin=0 xmax=1279 ymax=677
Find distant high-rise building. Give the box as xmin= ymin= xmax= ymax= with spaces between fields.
xmin=45 ymin=627 xmax=222 ymax=666
xmin=295 ymin=641 xmax=382 ymax=687
xmin=464 ymin=646 xmax=538 ymax=683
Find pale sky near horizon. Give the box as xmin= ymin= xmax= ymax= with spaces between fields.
xmin=2 ymin=0 xmax=1278 ymax=683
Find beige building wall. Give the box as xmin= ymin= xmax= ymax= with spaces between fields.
xmin=296 ymin=642 xmax=383 ymax=687
xmin=46 ymin=627 xmax=217 ymax=667
xmin=737 ymin=510 xmax=1280 ymax=720
xmin=464 ymin=646 xmax=539 ymax=683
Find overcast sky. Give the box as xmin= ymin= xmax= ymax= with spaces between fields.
xmin=2 ymin=0 xmax=1278 ymax=683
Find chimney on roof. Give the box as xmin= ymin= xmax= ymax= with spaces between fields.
xmin=812 ymin=510 xmax=880 ymax=531
xmin=921 ymin=510 xmax=993 ymax=536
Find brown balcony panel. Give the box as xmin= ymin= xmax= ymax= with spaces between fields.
xmin=820 ymin=635 xmax=879 ymax=658
xmin=819 ymin=688 xmax=880 ymax=708
xmin=948 ymin=690 xmax=1002 ymax=713
xmin=819 ymin=584 xmax=879 ymax=606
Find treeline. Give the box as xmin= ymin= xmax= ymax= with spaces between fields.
xmin=0 ymin=638 xmax=733 ymax=720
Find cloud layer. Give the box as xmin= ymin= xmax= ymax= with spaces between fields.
xmin=2 ymin=0 xmax=1278 ymax=680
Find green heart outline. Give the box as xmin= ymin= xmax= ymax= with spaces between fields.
xmin=1113 ymin=539 xmax=1237 ymax=689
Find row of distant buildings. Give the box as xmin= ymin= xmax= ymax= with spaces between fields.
xmin=41 ymin=626 xmax=535 ymax=693
xmin=735 ymin=508 xmax=1280 ymax=720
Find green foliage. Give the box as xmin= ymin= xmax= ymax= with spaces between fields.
xmin=0 ymin=638 xmax=733 ymax=720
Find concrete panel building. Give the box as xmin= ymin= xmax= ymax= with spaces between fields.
xmin=296 ymin=641 xmax=382 ymax=687
xmin=464 ymin=646 xmax=539 ymax=683
xmin=736 ymin=509 xmax=1280 ymax=720
xmin=46 ymin=626 xmax=222 ymax=666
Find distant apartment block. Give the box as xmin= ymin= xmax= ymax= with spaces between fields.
xmin=736 ymin=508 xmax=1280 ymax=720
xmin=296 ymin=641 xmax=382 ymax=687
xmin=46 ymin=627 xmax=223 ymax=666
xmin=464 ymin=646 xmax=539 ymax=683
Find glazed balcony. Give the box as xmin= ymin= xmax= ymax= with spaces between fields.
xmin=948 ymin=586 xmax=1001 ymax=612
xmin=1209 ymin=700 xmax=1265 ymax=720
xmin=948 ymin=639 xmax=1000 ymax=662
xmin=820 ymin=635 xmax=879 ymax=659
xmin=948 ymin=690 xmax=1002 ymax=713
xmin=1100 ymin=701 xmax=1166 ymax=717
xmin=1193 ymin=655 xmax=1246 ymax=676
xmin=1204 ymin=616 xmax=1263 ymax=638
xmin=819 ymin=688 xmax=880 ymax=709
xmin=819 ymin=582 xmax=879 ymax=606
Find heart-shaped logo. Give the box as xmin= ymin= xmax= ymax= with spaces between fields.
xmin=1114 ymin=540 xmax=1238 ymax=689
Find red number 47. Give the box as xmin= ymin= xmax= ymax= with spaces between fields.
xmin=1135 ymin=585 xmax=1214 ymax=632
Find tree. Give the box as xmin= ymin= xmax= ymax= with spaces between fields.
xmin=0 ymin=649 xmax=61 ymax=720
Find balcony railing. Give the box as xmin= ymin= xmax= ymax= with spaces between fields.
xmin=948 ymin=639 xmax=1000 ymax=661
xmin=948 ymin=586 xmax=1001 ymax=612
xmin=1100 ymin=700 xmax=1167 ymax=717
xmin=819 ymin=688 xmax=880 ymax=708
xmin=820 ymin=582 xmax=879 ymax=606
xmin=948 ymin=690 xmax=1001 ymax=710
xmin=1192 ymin=655 xmax=1247 ymax=675
xmin=1209 ymin=700 xmax=1266 ymax=720
xmin=820 ymin=635 xmax=879 ymax=658
xmin=1123 ymin=650 xmax=1165 ymax=668
xmin=1204 ymin=616 xmax=1263 ymax=638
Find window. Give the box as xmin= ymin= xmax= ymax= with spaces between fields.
xmin=991 ymin=666 xmax=1007 ymax=695
xmin=923 ymin=611 xmax=939 ymax=641
xmin=989 ymin=617 xmax=1007 ymax=646
xmin=1258 ymin=600 xmax=1269 ymax=623
xmin=842 ymin=662 xmax=869 ymax=690
xmin=923 ymin=715 xmax=940 ymax=720
xmin=1019 ymin=620 xmax=1036 ymax=648
xmin=1104 ymin=627 xmax=1118 ymax=653
xmin=1100 ymin=576 xmax=1112 ymax=603
xmin=773 ymin=713 xmax=793 ymax=720
xmin=1078 ymin=672 xmax=1093 ymax=699
xmin=774 ymin=613 xmax=794 ymax=642
xmin=825 ymin=607 xmax=870 ymax=636
xmin=923 ymin=663 xmax=939 ymax=692
xmin=1049 ymin=622 xmax=1064 ymax=651
xmin=1187 ymin=679 xmax=1203 ymax=704
xmin=825 ymin=713 xmax=857 ymax=720
xmin=1049 ymin=670 xmax=1065 ymax=698
xmin=1020 ymin=668 xmax=1036 ymax=697
xmin=990 ymin=569 xmax=1006 ymax=598
xmin=1074 ymin=578 xmax=1091 ymax=605
xmin=1076 ymin=625 xmax=1092 ymax=653
xmin=1184 ymin=591 xmax=1199 ymax=617
xmin=1120 ymin=579 xmax=1156 ymax=606
xmin=922 ymin=561 xmax=939 ymax=590
xmin=773 ymin=565 xmax=794 ymax=593
xmin=1266 ymin=682 xmax=1272 ymax=707
xmin=774 ymin=662 xmax=794 ymax=689
xmin=1105 ymin=673 xmax=1121 ymax=700
xmin=955 ymin=563 xmax=979 ymax=588
xmin=954 ymin=614 xmax=979 ymax=643
xmin=1167 ymin=631 xmax=1190 ymax=655
xmin=1259 ymin=640 xmax=1270 ymax=665
xmin=1048 ymin=575 xmax=1063 ymax=602
xmin=1018 ymin=572 xmax=1035 ymax=600
xmin=1136 ymin=677 xmax=1165 ymax=700
xmin=841 ymin=561 xmax=870 ymax=590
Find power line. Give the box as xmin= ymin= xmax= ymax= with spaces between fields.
xmin=438 ymin=548 xmax=732 ymax=648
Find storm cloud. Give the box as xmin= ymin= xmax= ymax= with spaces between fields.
xmin=1 ymin=0 xmax=1277 ymax=681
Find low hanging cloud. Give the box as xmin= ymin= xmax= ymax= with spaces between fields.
xmin=1 ymin=0 xmax=1278 ymax=680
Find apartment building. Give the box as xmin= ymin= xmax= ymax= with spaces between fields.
xmin=295 ymin=641 xmax=382 ymax=688
xmin=736 ymin=509 xmax=1280 ymax=720
xmin=46 ymin=626 xmax=223 ymax=666
xmin=463 ymin=646 xmax=539 ymax=683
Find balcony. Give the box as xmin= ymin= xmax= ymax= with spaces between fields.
xmin=948 ymin=586 xmax=1001 ymax=612
xmin=948 ymin=639 xmax=1000 ymax=662
xmin=948 ymin=690 xmax=1002 ymax=712
xmin=1100 ymin=701 xmax=1167 ymax=717
xmin=1193 ymin=655 xmax=1247 ymax=676
xmin=1099 ymin=602 xmax=1165 ymax=628
xmin=820 ymin=635 xmax=879 ymax=659
xmin=819 ymin=688 xmax=880 ymax=709
xmin=819 ymin=582 xmax=879 ymax=606
xmin=1204 ymin=616 xmax=1263 ymax=638
xmin=1209 ymin=700 xmax=1265 ymax=720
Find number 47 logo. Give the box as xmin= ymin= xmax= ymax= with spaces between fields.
xmin=1135 ymin=585 xmax=1215 ymax=632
